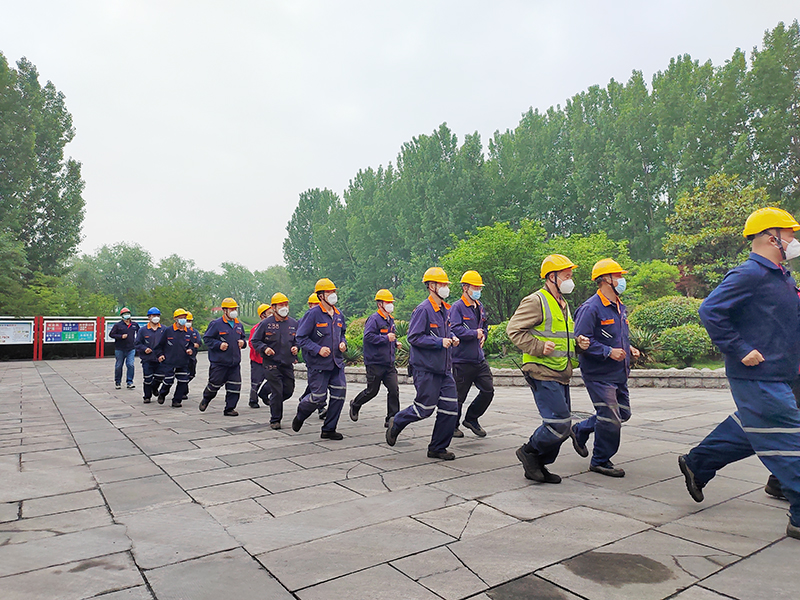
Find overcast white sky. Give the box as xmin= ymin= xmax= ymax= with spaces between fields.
xmin=1 ymin=1 xmax=798 ymax=272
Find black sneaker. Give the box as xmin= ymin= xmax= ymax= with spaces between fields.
xmin=270 ymin=422 xmax=281 ymax=430
xmin=249 ymin=403 xmax=260 ymax=408
xmin=115 ymin=383 xmax=121 ymax=390
xmin=452 ymin=427 xmax=464 ymax=438
xmin=127 ymin=383 xmax=136 ymax=390
xmin=318 ymin=407 xmax=327 ymax=419
xmin=171 ymin=401 xmax=182 ymax=408
xmin=765 ymin=477 xmax=787 ymax=501
xmin=463 ymin=421 xmax=486 ymax=438
xmin=349 ymin=402 xmax=360 ymax=422
xmin=570 ymin=424 xmax=589 ymax=458
xmin=320 ymin=430 xmax=343 ymax=440
xmin=199 ymin=399 xmax=209 ymax=412
xmin=223 ymin=408 xmax=239 ymax=417
xmin=157 ymin=394 xmax=166 ymax=405
xmin=292 ymin=416 xmax=303 ymax=432
xmin=143 ymin=397 xmax=151 ymax=404
xmin=678 ymin=455 xmax=704 ymax=502
xmin=385 ymin=417 xmax=399 ymax=446
xmin=516 ymin=445 xmax=545 ymax=482
xmin=427 ymin=449 xmax=456 ymax=460
xmin=590 ymin=461 xmax=625 ymax=478
xmin=540 ymin=465 xmax=562 ymax=484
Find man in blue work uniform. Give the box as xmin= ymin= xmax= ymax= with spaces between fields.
xmin=154 ymin=308 xmax=195 ymax=407
xmin=109 ymin=307 xmax=139 ymax=390
xmin=507 ymin=255 xmax=589 ymax=483
xmin=200 ymin=297 xmax=247 ymax=416
xmin=349 ymin=289 xmax=402 ymax=428
xmin=292 ymin=278 xmax=348 ymax=440
xmin=450 ymin=270 xmax=494 ymax=438
xmin=252 ymin=293 xmax=298 ymax=430
xmin=134 ymin=307 xmax=165 ymax=404
xmin=248 ymin=303 xmax=272 ymax=408
xmin=172 ymin=311 xmax=201 ymax=403
xmin=679 ymin=207 xmax=800 ymax=540
xmin=386 ymin=267 xmax=460 ymax=460
xmin=572 ymin=258 xmax=640 ymax=478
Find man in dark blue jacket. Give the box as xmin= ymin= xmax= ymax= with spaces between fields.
xmin=679 ymin=207 xmax=800 ymax=540
xmin=572 ymin=259 xmax=639 ymax=478
xmin=154 ymin=308 xmax=195 ymax=407
xmin=292 ymin=278 xmax=348 ymax=440
xmin=349 ymin=289 xmax=402 ymax=428
xmin=450 ymin=271 xmax=494 ymax=438
xmin=252 ymin=293 xmax=298 ymax=429
xmin=386 ymin=267 xmax=460 ymax=460
xmin=134 ymin=307 xmax=165 ymax=403
xmin=199 ymin=298 xmax=247 ymax=416
xmin=109 ymin=307 xmax=139 ymax=390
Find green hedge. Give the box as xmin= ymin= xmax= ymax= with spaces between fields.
xmin=484 ymin=320 xmax=514 ymax=356
xmin=657 ymin=324 xmax=716 ymax=367
xmin=629 ymin=296 xmax=702 ymax=333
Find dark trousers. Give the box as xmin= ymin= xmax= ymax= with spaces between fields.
xmin=766 ymin=376 xmax=800 ymax=494
xmin=202 ymin=363 xmax=242 ymax=410
xmin=141 ymin=361 xmax=165 ymax=399
xmin=188 ymin=357 xmax=197 ymax=381
xmin=453 ymin=360 xmax=495 ymax=425
xmin=159 ymin=365 xmax=190 ymax=401
xmin=393 ymin=370 xmax=458 ymax=453
xmin=295 ymin=366 xmax=346 ymax=433
xmin=524 ymin=376 xmax=572 ymax=466
xmin=115 ymin=349 xmax=135 ymax=385
xmin=573 ymin=379 xmax=631 ymax=467
xmin=352 ymin=364 xmax=400 ymax=423
xmin=250 ymin=361 xmax=271 ymax=406
xmin=259 ymin=363 xmax=296 ymax=423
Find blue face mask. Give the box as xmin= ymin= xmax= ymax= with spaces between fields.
xmin=470 ymin=290 xmax=482 ymax=301
xmin=177 ymin=318 xmax=187 ymax=326
xmin=614 ymin=277 xmax=627 ymax=294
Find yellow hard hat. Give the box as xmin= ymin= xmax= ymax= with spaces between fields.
xmin=540 ymin=254 xmax=578 ymax=278
xmin=314 ymin=278 xmax=336 ymax=292
xmin=271 ymin=292 xmax=289 ymax=305
xmin=460 ymin=270 xmax=484 ymax=287
xmin=422 ymin=267 xmax=450 ymax=284
xmin=374 ymin=289 xmax=394 ymax=302
xmin=257 ymin=303 xmax=271 ymax=317
xmin=591 ymin=258 xmax=628 ymax=281
xmin=186 ymin=312 xmax=194 ymax=321
xmin=743 ymin=207 xmax=800 ymax=237
xmin=308 ymin=292 xmax=320 ymax=305
xmin=173 ymin=308 xmax=188 ymax=318
xmin=221 ymin=297 xmax=238 ymax=309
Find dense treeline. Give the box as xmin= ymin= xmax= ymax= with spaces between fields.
xmin=284 ymin=22 xmax=800 ymax=318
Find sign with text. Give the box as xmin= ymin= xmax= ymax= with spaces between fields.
xmin=44 ymin=320 xmax=96 ymax=343
xmin=104 ymin=319 xmax=148 ymax=343
xmin=0 ymin=321 xmax=34 ymax=345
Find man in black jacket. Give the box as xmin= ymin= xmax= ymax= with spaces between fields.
xmin=109 ymin=307 xmax=140 ymax=390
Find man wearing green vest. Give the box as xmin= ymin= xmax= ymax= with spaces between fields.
xmin=507 ymin=254 xmax=589 ymax=483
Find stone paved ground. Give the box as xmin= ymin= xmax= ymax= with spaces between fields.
xmin=1 ymin=357 xmax=798 ymax=600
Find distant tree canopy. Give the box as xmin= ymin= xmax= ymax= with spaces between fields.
xmin=283 ymin=21 xmax=800 ymax=318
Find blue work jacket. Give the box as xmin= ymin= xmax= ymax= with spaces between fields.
xmin=574 ymin=291 xmax=630 ymax=383
xmin=203 ymin=316 xmax=247 ymax=366
xmin=155 ymin=324 xmax=194 ymax=368
xmin=134 ymin=323 xmax=165 ymax=364
xmin=362 ymin=309 xmax=397 ymax=367
xmin=409 ymin=297 xmax=453 ymax=375
xmin=187 ymin=327 xmax=201 ymax=362
xmin=450 ymin=294 xmax=487 ymax=364
xmin=251 ymin=315 xmax=299 ymax=367
xmin=699 ymin=252 xmax=800 ymax=382
xmin=296 ymin=305 xmax=347 ymax=370
xmin=109 ymin=319 xmax=140 ymax=353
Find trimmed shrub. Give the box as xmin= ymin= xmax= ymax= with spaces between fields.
xmin=345 ymin=316 xmax=367 ymax=352
xmin=657 ymin=324 xmax=715 ymax=367
xmin=629 ymin=296 xmax=702 ymax=333
xmin=484 ymin=320 xmax=514 ymax=356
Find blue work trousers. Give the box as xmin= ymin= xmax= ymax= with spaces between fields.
xmin=115 ymin=349 xmax=136 ymax=385
xmin=202 ymin=363 xmax=242 ymax=410
xmin=393 ymin=370 xmax=458 ymax=453
xmin=524 ymin=376 xmax=572 ymax=466
xmin=573 ymin=379 xmax=631 ymax=467
xmin=261 ymin=363 xmax=296 ymax=424
xmin=685 ymin=378 xmax=800 ymax=526
xmin=141 ymin=361 xmax=165 ymax=399
xmin=159 ymin=365 xmax=190 ymax=400
xmin=295 ymin=366 xmax=346 ymax=433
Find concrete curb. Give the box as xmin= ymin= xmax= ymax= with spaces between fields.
xmin=292 ymin=364 xmax=729 ymax=389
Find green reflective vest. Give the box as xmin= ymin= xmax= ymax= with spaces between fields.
xmin=522 ymin=289 xmax=578 ymax=372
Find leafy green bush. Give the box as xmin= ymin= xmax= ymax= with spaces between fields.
xmin=628 ymin=296 xmax=702 ymax=333
xmin=395 ymin=335 xmax=410 ymax=367
xmin=657 ymin=324 xmax=715 ymax=367
xmin=394 ymin=319 xmax=409 ymax=338
xmin=483 ymin=320 xmax=514 ymax=356
xmin=627 ymin=260 xmax=680 ymax=306
xmin=345 ymin=316 xmax=367 ymax=351
xmin=628 ymin=326 xmax=659 ymax=367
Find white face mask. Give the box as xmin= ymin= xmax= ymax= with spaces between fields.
xmin=228 ymin=310 xmax=239 ymax=320
xmin=437 ymin=285 xmax=450 ymax=300
xmin=558 ymin=277 xmax=575 ymax=295
xmin=326 ymin=292 xmax=338 ymax=306
xmin=782 ymin=238 xmax=800 ymax=261
xmin=122 ymin=313 xmax=131 ymax=320
xmin=614 ymin=277 xmax=627 ymax=294
xmin=186 ymin=321 xmax=193 ymax=328
xmin=151 ymin=316 xmax=160 ymax=324
xmin=277 ymin=306 xmax=290 ymax=318
xmin=384 ymin=303 xmax=394 ymax=314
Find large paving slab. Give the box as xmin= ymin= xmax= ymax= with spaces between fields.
xmin=1 ymin=357 xmax=798 ymax=599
